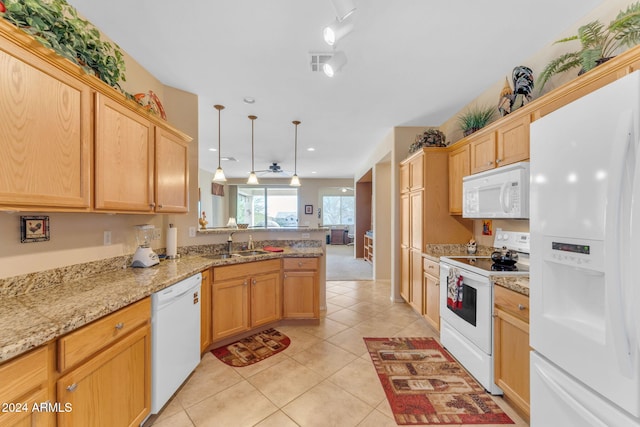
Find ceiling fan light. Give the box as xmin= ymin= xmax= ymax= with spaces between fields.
xmin=323 ymin=52 xmax=347 ymax=77
xmin=247 ymin=171 xmax=259 ymax=184
xmin=290 ymin=174 xmax=301 ymax=187
xmin=213 ymin=167 xmax=226 ymax=182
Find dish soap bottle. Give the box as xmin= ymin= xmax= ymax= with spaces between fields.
xmin=248 ymin=235 xmax=255 ymax=250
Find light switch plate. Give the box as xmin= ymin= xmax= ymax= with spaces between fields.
xmin=189 ymin=227 xmax=196 ymax=237
xmin=103 ymin=231 xmax=111 ymax=246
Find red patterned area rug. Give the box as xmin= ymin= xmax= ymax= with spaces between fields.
xmin=212 ymin=328 xmax=290 ymax=367
xmin=364 ymin=337 xmax=513 ymax=425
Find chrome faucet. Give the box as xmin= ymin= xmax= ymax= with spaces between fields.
xmin=227 ymin=232 xmax=235 ymax=254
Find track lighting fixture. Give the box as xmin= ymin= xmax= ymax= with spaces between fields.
xmin=247 ymin=115 xmax=259 ymax=185
xmin=323 ymin=52 xmax=347 ymax=77
xmin=290 ymin=120 xmax=301 ymax=187
xmin=213 ymin=104 xmax=226 ymax=182
xmin=323 ymin=0 xmax=356 ymax=46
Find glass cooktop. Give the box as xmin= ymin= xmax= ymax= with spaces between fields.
xmin=443 ymin=256 xmax=530 ymax=273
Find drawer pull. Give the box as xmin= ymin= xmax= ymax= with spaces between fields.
xmin=518 ymin=304 xmax=527 ymax=310
xmin=115 ymin=322 xmax=125 ymax=330
xmin=428 ymin=265 xmax=434 ymax=269
xmin=66 ymin=383 xmax=78 ymax=392
xmin=298 ymin=262 xmax=303 ymax=267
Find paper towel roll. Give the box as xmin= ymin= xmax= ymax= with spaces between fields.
xmin=166 ymin=225 xmax=178 ymax=258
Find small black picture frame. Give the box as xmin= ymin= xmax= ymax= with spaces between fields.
xmin=304 ymin=204 xmax=313 ymax=215
xmin=20 ymin=216 xmax=50 ymax=243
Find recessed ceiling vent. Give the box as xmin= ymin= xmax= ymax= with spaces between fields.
xmin=221 ymin=156 xmax=238 ymax=162
xmin=309 ymin=52 xmax=333 ymax=72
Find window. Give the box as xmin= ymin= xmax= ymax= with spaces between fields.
xmin=237 ymin=187 xmax=298 ymax=228
xmin=322 ymin=196 xmax=354 ymax=226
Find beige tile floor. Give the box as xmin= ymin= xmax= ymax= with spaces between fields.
xmin=151 ymin=280 xmax=529 ymax=427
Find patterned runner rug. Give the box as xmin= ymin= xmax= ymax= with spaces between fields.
xmin=364 ymin=337 xmax=514 ymax=425
xmin=212 ymin=328 xmax=290 ymax=367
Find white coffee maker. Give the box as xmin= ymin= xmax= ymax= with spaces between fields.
xmin=131 ymin=224 xmax=159 ymax=268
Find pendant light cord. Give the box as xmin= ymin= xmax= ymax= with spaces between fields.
xmin=214 ymin=105 xmax=225 ymax=168
xmin=293 ymin=120 xmax=301 ymax=174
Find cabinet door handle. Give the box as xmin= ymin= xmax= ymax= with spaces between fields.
xmin=284 ymin=273 xmax=287 ymax=278
xmin=518 ymin=304 xmax=527 ymax=310
xmin=66 ymin=383 xmax=78 ymax=392
xmin=158 ymin=204 xmax=164 ymax=209
xmin=487 ymin=161 xmax=493 ymax=166
xmin=496 ymin=158 xmax=502 ymax=164
xmin=115 ymin=322 xmax=124 ymax=330
xmin=243 ymin=280 xmax=248 ymax=286
xmin=149 ymin=202 xmax=156 ymax=208
xmin=252 ymin=279 xmax=256 ymax=285
xmin=298 ymin=262 xmax=303 ymax=267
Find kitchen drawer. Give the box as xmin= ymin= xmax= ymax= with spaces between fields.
xmin=0 ymin=346 xmax=48 ymax=404
xmin=423 ymin=258 xmax=440 ymax=278
xmin=494 ymin=285 xmax=529 ymax=322
xmin=213 ymin=259 xmax=280 ymax=282
xmin=283 ymin=257 xmax=318 ymax=271
xmin=58 ymin=298 xmax=150 ymax=372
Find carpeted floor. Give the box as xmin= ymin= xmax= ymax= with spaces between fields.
xmin=326 ymin=244 xmax=373 ymax=281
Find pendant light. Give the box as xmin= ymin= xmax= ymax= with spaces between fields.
xmin=212 ymin=104 xmax=226 ymax=182
xmin=247 ymin=115 xmax=259 ymax=184
xmin=290 ymin=120 xmax=301 ymax=187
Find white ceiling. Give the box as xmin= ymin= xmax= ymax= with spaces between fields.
xmin=67 ymin=0 xmax=603 ymax=180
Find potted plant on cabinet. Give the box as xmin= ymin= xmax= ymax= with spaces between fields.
xmin=537 ymin=2 xmax=640 ymax=92
xmin=457 ymin=105 xmax=496 ymax=137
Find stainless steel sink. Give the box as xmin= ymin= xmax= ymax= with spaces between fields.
xmin=234 ymin=250 xmax=269 ymax=256
xmin=202 ymin=253 xmax=236 ymax=260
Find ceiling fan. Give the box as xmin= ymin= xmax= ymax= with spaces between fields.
xmin=256 ymin=162 xmax=293 ymax=177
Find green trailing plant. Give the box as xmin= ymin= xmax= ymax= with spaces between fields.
xmin=538 ymin=2 xmax=640 ymax=92
xmin=0 ymin=0 xmax=126 ymax=90
xmin=458 ymin=105 xmax=496 ymax=137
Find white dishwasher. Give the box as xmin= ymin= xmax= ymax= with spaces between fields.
xmin=151 ymin=272 xmax=201 ymax=414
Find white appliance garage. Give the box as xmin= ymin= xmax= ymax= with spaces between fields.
xmin=439 ymin=229 xmax=530 ymax=395
xmin=530 ymin=70 xmax=640 ymax=426
xmin=150 ymin=272 xmax=202 ymax=414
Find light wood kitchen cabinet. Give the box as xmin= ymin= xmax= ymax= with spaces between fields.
xmin=448 ymin=143 xmax=470 ymax=215
xmin=283 ymin=258 xmax=319 ymax=319
xmin=496 ymin=113 xmax=530 ymax=167
xmin=423 ymin=258 xmax=440 ymax=331
xmin=409 ymin=250 xmax=424 ymax=314
xmin=200 ymin=268 xmax=212 ymax=353
xmin=155 ymin=126 xmax=189 ymax=213
xmin=399 ymin=155 xmax=423 ymax=193
xmin=469 ymin=113 xmax=530 ymax=175
xmin=469 ymin=131 xmax=497 ymax=174
xmin=400 ymin=148 xmax=473 ymax=310
xmin=94 ymin=93 xmax=155 ymax=212
xmin=494 ymin=285 xmax=530 ymax=420
xmin=0 ymin=346 xmax=54 ymax=427
xmin=400 ymin=246 xmax=410 ymax=302
xmin=56 ymin=298 xmax=151 ymax=427
xmin=0 ymin=32 xmax=91 ymax=211
xmin=212 ymin=260 xmax=281 ymax=341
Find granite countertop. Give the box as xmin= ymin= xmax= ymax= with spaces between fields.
xmin=491 ymin=276 xmax=530 ymax=296
xmin=0 ymin=247 xmax=323 ymax=363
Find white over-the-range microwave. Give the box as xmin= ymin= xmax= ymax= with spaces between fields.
xmin=462 ymin=161 xmax=530 ymax=219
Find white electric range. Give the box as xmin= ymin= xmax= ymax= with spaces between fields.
xmin=439 ymin=229 xmax=530 ymax=394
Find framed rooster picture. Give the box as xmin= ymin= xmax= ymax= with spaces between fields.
xmin=20 ymin=216 xmax=50 ymax=243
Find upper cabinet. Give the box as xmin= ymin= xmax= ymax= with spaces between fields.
xmin=469 ymin=112 xmax=530 ymax=175
xmin=155 ymin=127 xmax=189 ymax=213
xmin=95 ymin=93 xmax=155 ymax=212
xmin=0 ymin=29 xmax=92 ymax=211
xmin=0 ymin=20 xmax=192 ymax=214
xmin=400 ymin=154 xmax=424 ymax=193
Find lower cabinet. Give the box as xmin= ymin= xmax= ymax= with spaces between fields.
xmin=56 ymin=298 xmax=151 ymax=427
xmin=0 ymin=346 xmax=53 ymax=427
xmin=409 ymin=250 xmax=424 ymax=314
xmin=494 ymin=285 xmax=530 ymax=420
xmin=212 ymin=259 xmax=281 ymax=341
xmin=423 ymin=258 xmax=440 ymax=331
xmin=400 ymin=246 xmax=410 ymax=302
xmin=200 ymin=268 xmax=212 ymax=353
xmin=282 ymin=258 xmax=319 ymax=319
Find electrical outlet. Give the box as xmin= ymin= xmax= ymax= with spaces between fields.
xmin=189 ymin=226 xmax=196 ymax=237
xmin=103 ymin=231 xmax=112 ymax=246
xmin=152 ymin=229 xmax=161 ymax=240
xmin=301 ymin=233 xmax=310 ymax=239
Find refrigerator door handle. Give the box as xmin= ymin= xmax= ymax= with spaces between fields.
xmin=604 ymin=109 xmax=634 ymax=377
xmin=533 ymin=362 xmax=610 ymax=427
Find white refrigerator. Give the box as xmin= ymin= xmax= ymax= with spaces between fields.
xmin=530 ymin=70 xmax=640 ymax=426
